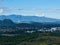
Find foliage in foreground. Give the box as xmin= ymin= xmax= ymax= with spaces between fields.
xmin=0 ymin=32 xmax=60 ymax=45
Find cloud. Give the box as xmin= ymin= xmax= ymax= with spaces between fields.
xmin=32 ymin=8 xmax=37 ymax=10
xmin=0 ymin=7 xmax=60 ymax=16
xmin=0 ymin=7 xmax=23 ymax=14
xmin=35 ymin=13 xmax=45 ymax=17
xmin=31 ymin=8 xmax=60 ymax=11
xmin=0 ymin=8 xmax=3 ymax=13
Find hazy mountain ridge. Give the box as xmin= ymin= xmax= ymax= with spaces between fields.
xmin=0 ymin=14 xmax=60 ymax=23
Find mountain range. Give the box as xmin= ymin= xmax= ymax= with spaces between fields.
xmin=0 ymin=14 xmax=60 ymax=23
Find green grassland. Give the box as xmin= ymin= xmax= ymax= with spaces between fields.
xmin=0 ymin=32 xmax=60 ymax=45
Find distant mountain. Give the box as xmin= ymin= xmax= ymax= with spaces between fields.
xmin=0 ymin=14 xmax=60 ymax=23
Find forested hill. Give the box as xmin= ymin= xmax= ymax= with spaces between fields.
xmin=0 ymin=19 xmax=60 ymax=29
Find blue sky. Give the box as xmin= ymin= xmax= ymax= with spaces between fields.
xmin=0 ymin=0 xmax=60 ymax=19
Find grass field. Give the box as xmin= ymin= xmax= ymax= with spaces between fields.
xmin=0 ymin=32 xmax=60 ymax=45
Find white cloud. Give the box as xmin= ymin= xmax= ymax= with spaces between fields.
xmin=0 ymin=7 xmax=60 ymax=16
xmin=32 ymin=8 xmax=37 ymax=10
xmin=35 ymin=13 xmax=45 ymax=17
xmin=0 ymin=9 xmax=3 ymax=14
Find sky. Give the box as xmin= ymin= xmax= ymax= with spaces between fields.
xmin=0 ymin=0 xmax=60 ymax=19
